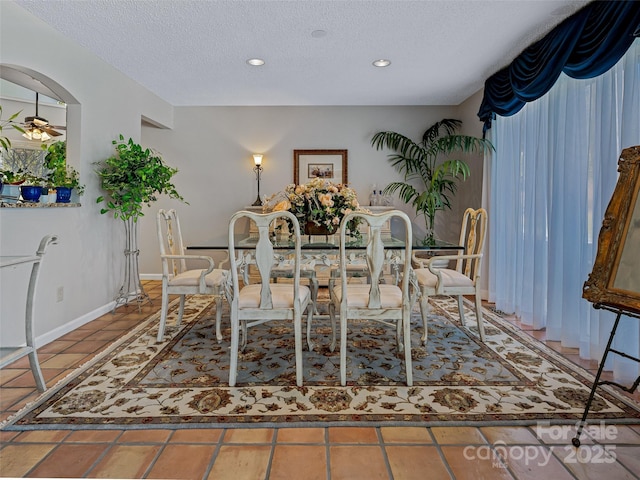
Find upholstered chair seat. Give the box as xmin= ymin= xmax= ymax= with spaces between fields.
xmin=414 ymin=268 xmax=474 ymax=289
xmin=238 ymin=283 xmax=311 ymax=309
xmin=168 ymin=268 xmax=226 ymax=287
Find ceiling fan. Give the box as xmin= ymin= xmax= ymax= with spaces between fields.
xmin=22 ymin=92 xmax=66 ymax=141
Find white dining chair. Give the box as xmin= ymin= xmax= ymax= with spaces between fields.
xmin=329 ymin=210 xmax=415 ymax=386
xmin=414 ymin=207 xmax=488 ymax=344
xmin=156 ymin=209 xmax=227 ymax=343
xmin=227 ymin=210 xmax=314 ymax=387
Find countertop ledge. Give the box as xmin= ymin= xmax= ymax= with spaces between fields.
xmin=1 ymin=202 xmax=81 ymax=208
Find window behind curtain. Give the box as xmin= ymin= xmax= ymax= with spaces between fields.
xmin=488 ymin=39 xmax=640 ymax=382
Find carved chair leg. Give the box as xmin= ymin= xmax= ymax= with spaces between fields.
xmin=156 ymin=287 xmax=170 ymax=343
xmin=339 ymin=306 xmax=348 ymax=386
xmin=403 ymin=313 xmax=413 ymax=386
xmin=328 ymin=303 xmax=337 ymax=352
xmin=240 ymin=320 xmax=248 ymax=352
xmin=396 ymin=317 xmax=404 ymax=353
xmin=294 ymin=314 xmax=303 ymax=387
xmin=310 ymin=277 xmax=319 ymax=314
xmin=457 ymin=295 xmax=465 ymax=326
xmin=475 ymin=291 xmax=486 ymax=342
xmin=215 ymin=296 xmax=224 ymax=343
xmin=418 ymin=293 xmax=430 ymax=346
xmin=229 ymin=316 xmax=239 ymax=387
xmin=306 ymin=302 xmax=315 ymax=351
xmin=177 ymin=295 xmax=186 ymax=327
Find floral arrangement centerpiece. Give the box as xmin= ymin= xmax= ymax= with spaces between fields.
xmin=265 ymin=178 xmax=367 ymax=238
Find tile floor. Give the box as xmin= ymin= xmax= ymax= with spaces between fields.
xmin=1 ymin=281 xmax=639 ymax=479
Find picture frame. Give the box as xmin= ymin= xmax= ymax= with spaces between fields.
xmin=583 ymin=145 xmax=640 ymax=314
xmin=293 ymin=149 xmax=348 ymax=184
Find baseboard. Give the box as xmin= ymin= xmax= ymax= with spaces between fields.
xmin=141 ymin=274 xmax=162 ymax=280
xmin=35 ymin=300 xmax=116 ymax=348
xmin=36 ymin=278 xmax=164 ymax=348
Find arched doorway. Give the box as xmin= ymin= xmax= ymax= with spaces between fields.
xmin=1 ymin=64 xmax=80 ymax=192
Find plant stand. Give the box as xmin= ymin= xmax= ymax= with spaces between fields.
xmin=113 ymin=217 xmax=151 ymax=312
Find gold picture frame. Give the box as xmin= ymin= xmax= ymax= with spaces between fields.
xmin=293 ymin=149 xmax=348 ymax=185
xmin=583 ymin=145 xmax=640 ymax=313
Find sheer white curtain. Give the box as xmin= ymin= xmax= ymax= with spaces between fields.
xmin=487 ymin=39 xmax=640 ymax=383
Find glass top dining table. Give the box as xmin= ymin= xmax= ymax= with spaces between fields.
xmin=187 ymin=234 xmax=463 ymax=252
xmin=188 ymin=234 xmax=462 ymax=287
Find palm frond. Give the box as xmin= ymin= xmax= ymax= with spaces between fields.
xmin=372 ymin=131 xmax=430 ymax=177
xmin=371 ymin=131 xmax=425 ymax=160
xmin=372 ymin=119 xmax=492 ymax=234
xmin=434 ymin=159 xmax=470 ymax=179
xmin=428 ymin=135 xmax=494 ymax=157
xmin=385 ymin=153 xmax=416 ymax=175
xmin=383 ymin=182 xmax=419 ymax=205
xmin=422 ymin=119 xmax=462 ymax=145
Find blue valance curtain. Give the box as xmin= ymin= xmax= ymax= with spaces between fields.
xmin=477 ymin=0 xmax=640 ymax=132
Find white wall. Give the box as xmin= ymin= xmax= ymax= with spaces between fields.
xmin=1 ymin=1 xmax=487 ymax=348
xmin=138 ymin=103 xmax=486 ymax=275
xmin=0 ymin=2 xmax=172 ymax=347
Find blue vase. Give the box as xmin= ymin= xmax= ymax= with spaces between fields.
xmin=56 ymin=186 xmax=73 ymax=203
xmin=20 ymin=185 xmax=42 ymax=202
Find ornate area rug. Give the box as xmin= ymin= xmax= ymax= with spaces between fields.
xmin=3 ymin=294 xmax=639 ymax=430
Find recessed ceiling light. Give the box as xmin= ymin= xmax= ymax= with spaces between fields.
xmin=246 ymin=58 xmax=265 ymax=66
xmin=372 ymin=59 xmax=391 ymax=67
xmin=311 ymin=29 xmax=327 ymax=38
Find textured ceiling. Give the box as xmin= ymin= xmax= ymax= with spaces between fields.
xmin=14 ymin=0 xmax=590 ymax=106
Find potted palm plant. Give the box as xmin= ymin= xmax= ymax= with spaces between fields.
xmin=371 ymin=118 xmax=493 ymax=245
xmin=96 ymin=134 xmax=186 ymax=309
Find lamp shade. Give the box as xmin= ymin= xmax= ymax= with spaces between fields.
xmin=253 ymin=154 xmax=263 ymax=166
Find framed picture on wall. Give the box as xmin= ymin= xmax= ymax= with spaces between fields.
xmin=583 ymin=145 xmax=640 ymax=314
xmin=293 ymin=149 xmax=348 ymax=184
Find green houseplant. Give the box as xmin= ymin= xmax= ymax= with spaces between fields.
xmin=96 ymin=134 xmax=186 ymax=310
xmin=0 ymin=107 xmax=25 ymax=198
xmin=43 ymin=140 xmax=85 ymax=201
xmin=371 ymin=118 xmax=493 ymax=244
xmin=0 ymin=168 xmax=28 ymax=185
xmin=18 ymin=173 xmax=47 ymax=202
xmin=43 ymin=140 xmax=66 ymax=183
xmin=96 ymin=135 xmax=185 ymax=220
xmin=0 ymin=106 xmax=24 ymax=153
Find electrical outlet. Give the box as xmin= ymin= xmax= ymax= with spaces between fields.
xmin=56 ymin=286 xmax=64 ymax=303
